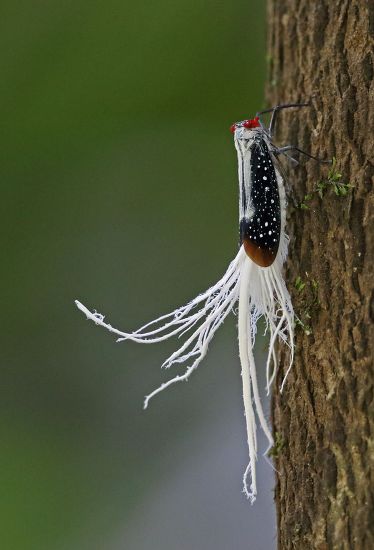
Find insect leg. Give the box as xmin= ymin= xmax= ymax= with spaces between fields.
xmin=256 ymin=102 xmax=310 ymax=137
xmin=276 ymin=145 xmax=331 ymax=164
xmin=282 ymin=152 xmax=299 ymax=166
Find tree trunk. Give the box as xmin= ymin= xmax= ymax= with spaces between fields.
xmin=266 ymin=2 xmax=373 ymax=548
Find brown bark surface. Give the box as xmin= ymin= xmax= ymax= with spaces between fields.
xmin=266 ymin=2 xmax=373 ymax=548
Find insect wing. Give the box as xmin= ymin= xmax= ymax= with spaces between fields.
xmin=240 ymin=139 xmax=281 ymax=267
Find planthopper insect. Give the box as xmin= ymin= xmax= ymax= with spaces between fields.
xmin=76 ymin=103 xmax=327 ymax=502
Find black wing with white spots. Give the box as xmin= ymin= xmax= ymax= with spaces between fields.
xmin=240 ymin=139 xmax=281 ymax=267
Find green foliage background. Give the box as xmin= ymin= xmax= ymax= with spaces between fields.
xmin=1 ymin=1 xmax=266 ymax=548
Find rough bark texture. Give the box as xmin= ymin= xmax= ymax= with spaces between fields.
xmin=266 ymin=2 xmax=373 ymax=549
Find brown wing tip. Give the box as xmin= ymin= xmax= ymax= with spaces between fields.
xmin=243 ymin=238 xmax=277 ymax=267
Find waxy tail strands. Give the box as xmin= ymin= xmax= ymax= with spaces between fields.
xmin=76 ymin=103 xmax=325 ymax=502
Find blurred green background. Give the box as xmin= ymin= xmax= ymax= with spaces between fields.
xmin=1 ymin=1 xmax=273 ymax=549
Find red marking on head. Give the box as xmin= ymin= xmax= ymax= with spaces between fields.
xmin=230 ymin=116 xmax=260 ymax=134
xmin=243 ymin=116 xmax=260 ymax=129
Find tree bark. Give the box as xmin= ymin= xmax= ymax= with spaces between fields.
xmin=266 ymin=2 xmax=373 ymax=548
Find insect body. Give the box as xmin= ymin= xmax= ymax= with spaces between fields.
xmin=76 ymin=103 xmax=325 ymax=502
